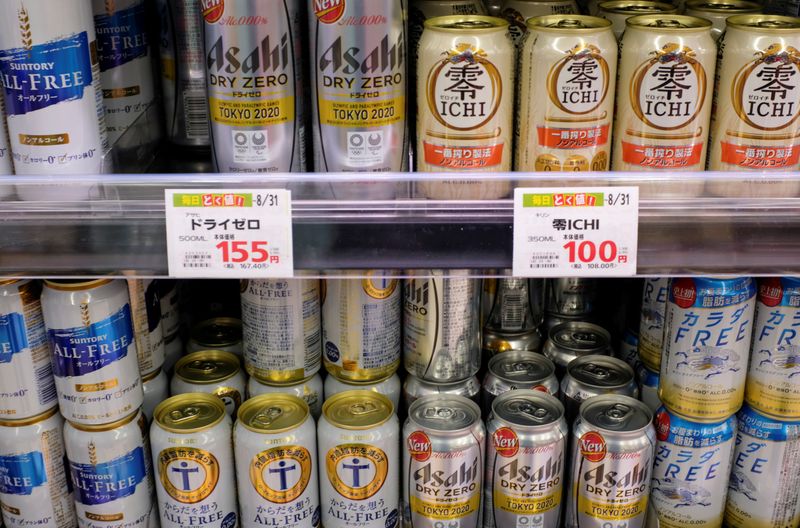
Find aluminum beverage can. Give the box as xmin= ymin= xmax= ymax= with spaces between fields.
xmin=0 ymin=407 xmax=77 ymax=528
xmin=248 ymin=372 xmax=324 ymax=419
xmin=156 ymin=279 xmax=180 ymax=340
xmin=202 ymin=0 xmax=306 ymax=173
xmin=541 ymin=312 xmax=593 ymax=335
xmin=171 ymin=350 xmax=247 ymax=416
xmin=322 ymin=273 xmax=402 ymax=382
xmin=597 ymin=0 xmax=679 ymax=36
xmin=324 ymin=372 xmax=402 ymax=411
xmin=92 ymin=0 xmax=156 ymax=145
xmin=660 ymin=277 xmax=756 ymax=421
xmin=482 ymin=278 xmax=544 ymax=355
xmin=707 ymin=15 xmax=800 ymax=197
xmin=403 ymin=272 xmax=481 ymax=383
xmin=234 ymin=394 xmax=319 ymax=528
xmin=241 ymin=279 xmax=321 ymax=384
xmin=162 ymin=0 xmax=210 ymax=146
xmin=482 ymin=351 xmax=560 ymax=416
xmin=725 ymin=404 xmax=800 ymax=528
xmin=516 ymin=15 xmax=617 ymax=174
xmin=416 ymin=16 xmax=514 ymax=199
xmin=310 ymin=0 xmax=408 ymax=182
xmin=318 ymin=391 xmax=400 ymax=528
xmin=410 ymin=0 xmax=488 ymax=57
xmin=41 ymin=279 xmax=143 ymax=426
xmin=561 ymin=354 xmax=639 ymax=423
xmin=403 ymin=395 xmax=485 ymax=528
xmin=685 ymin=0 xmax=762 ymax=39
xmin=545 ymin=277 xmax=597 ymax=317
xmin=162 ymin=334 xmax=183 ymax=374
xmin=542 ymin=321 xmax=612 ymax=376
xmin=639 ymin=277 xmax=669 ymax=372
xmin=617 ymin=327 xmax=641 ymax=370
xmin=611 ymin=15 xmax=716 ymax=197
xmin=187 ymin=316 xmax=242 ymax=356
xmin=745 ymin=277 xmax=800 ymax=418
xmin=142 ymin=367 xmax=169 ymax=422
xmin=650 ymin=406 xmax=736 ymax=528
xmin=0 ymin=97 xmax=13 ymax=176
xmin=64 ymin=410 xmax=155 ymax=528
xmin=127 ymin=279 xmax=165 ymax=376
xmin=0 ymin=279 xmax=57 ymax=420
xmin=565 ymin=395 xmax=656 ymax=528
xmin=484 ymin=390 xmax=568 ymax=528
xmin=403 ymin=374 xmax=481 ymax=412
xmin=638 ymin=364 xmax=661 ymax=413
xmin=0 ymin=0 xmax=108 ymax=178
xmin=502 ymin=0 xmax=581 ymax=47
xmin=151 ymin=394 xmax=238 ymax=528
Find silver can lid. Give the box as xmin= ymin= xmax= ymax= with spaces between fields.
xmin=493 ymin=390 xmax=564 ymax=427
xmin=409 ymin=395 xmax=481 ymax=432
xmin=580 ymin=395 xmax=652 ymax=431
xmin=488 ymin=351 xmax=556 ymax=384
xmin=567 ymin=355 xmax=634 ymax=389
xmin=549 ymin=322 xmax=611 ymax=354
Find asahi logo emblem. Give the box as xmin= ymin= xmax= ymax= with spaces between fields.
xmin=314 ymin=0 xmax=345 ymax=24
xmin=548 ymin=44 xmax=609 ymax=115
xmin=201 ymin=0 xmax=224 ymax=23
xmin=631 ymin=44 xmax=706 ymax=130
xmin=733 ymin=45 xmax=800 ymax=131
xmin=428 ymin=43 xmax=502 ymax=131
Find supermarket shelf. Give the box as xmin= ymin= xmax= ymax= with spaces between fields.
xmin=1 ymin=171 xmax=800 ymax=277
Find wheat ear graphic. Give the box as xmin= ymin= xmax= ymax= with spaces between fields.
xmin=105 ymin=0 xmax=116 ymax=16
xmin=89 ymin=442 xmax=98 ymax=466
xmin=80 ymin=302 xmax=91 ymax=327
xmin=18 ymin=5 xmax=32 ymax=51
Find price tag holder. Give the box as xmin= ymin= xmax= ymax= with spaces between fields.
xmin=165 ymin=189 xmax=293 ymax=278
xmin=513 ymin=187 xmax=639 ymax=277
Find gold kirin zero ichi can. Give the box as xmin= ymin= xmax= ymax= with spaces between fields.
xmin=597 ymin=1 xmax=679 ymax=38
xmin=501 ymin=0 xmax=580 ymax=47
xmin=612 ymin=15 xmax=716 ymax=197
xmin=684 ymin=0 xmax=762 ymax=40
xmin=416 ymin=16 xmax=514 ymax=199
xmin=202 ymin=0 xmax=306 ymax=173
xmin=707 ymin=15 xmax=800 ymax=197
xmin=310 ymin=0 xmax=408 ymax=198
xmin=516 ymin=15 xmax=617 ymax=173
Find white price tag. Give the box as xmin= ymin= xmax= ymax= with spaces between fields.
xmin=165 ymin=189 xmax=293 ymax=278
xmin=513 ymin=187 xmax=639 ymax=277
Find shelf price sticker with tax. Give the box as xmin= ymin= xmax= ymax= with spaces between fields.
xmin=165 ymin=189 xmax=294 ymax=278
xmin=513 ymin=187 xmax=639 ymax=277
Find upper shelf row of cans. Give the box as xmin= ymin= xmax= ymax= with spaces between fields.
xmin=0 ymin=0 xmax=798 ymax=200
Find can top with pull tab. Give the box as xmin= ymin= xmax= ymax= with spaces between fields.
xmin=175 ymin=350 xmax=241 ymax=385
xmin=237 ymin=394 xmax=309 ymax=435
xmin=726 ymin=13 xmax=800 ymax=30
xmin=487 ymin=351 xmax=557 ymax=386
xmin=492 ymin=390 xmax=565 ymax=427
xmin=408 ymin=394 xmax=482 ymax=433
xmin=627 ymin=14 xmax=713 ymax=29
xmin=580 ymin=394 xmax=653 ymax=431
xmin=154 ymin=393 xmax=227 ymax=434
xmin=424 ymin=14 xmax=510 ymax=31
xmin=322 ymin=390 xmax=394 ymax=430
xmin=43 ymin=278 xmax=114 ymax=291
xmin=567 ymin=355 xmax=636 ymax=391
xmin=190 ymin=317 xmax=242 ymax=349
xmin=527 ymin=13 xmax=612 ymax=30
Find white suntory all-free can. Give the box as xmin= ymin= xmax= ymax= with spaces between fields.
xmin=310 ymin=0 xmax=408 ymax=193
xmin=126 ymin=279 xmax=165 ymax=377
xmin=659 ymin=277 xmax=756 ymax=422
xmin=0 ymin=0 xmax=108 ymax=181
xmin=650 ymin=406 xmax=736 ymax=528
xmin=318 ymin=391 xmax=401 ymax=528
xmin=0 ymin=407 xmax=77 ymax=528
xmin=565 ymin=395 xmax=656 ymax=528
xmin=484 ymin=390 xmax=568 ymax=528
xmin=234 ymin=394 xmax=320 ymax=528
xmin=403 ymin=394 xmax=485 ymax=528
xmin=141 ymin=367 xmax=168 ymax=422
xmin=151 ymin=393 xmax=238 ymax=528
xmin=725 ymin=404 xmax=800 ymax=528
xmin=91 ymin=0 xmax=156 ymax=145
xmin=248 ymin=372 xmax=324 ymax=419
xmin=0 ymin=97 xmax=13 ymax=177
xmin=171 ymin=350 xmax=247 ymax=416
xmin=322 ymin=273 xmax=402 ymax=383
xmin=706 ymin=15 xmax=800 ymax=198
xmin=64 ymin=410 xmax=155 ymax=528
xmin=241 ymin=279 xmax=321 ymax=385
xmin=202 ymin=0 xmax=306 ymax=173
xmin=415 ymin=16 xmax=514 ymax=200
xmin=0 ymin=279 xmax=58 ymax=420
xmin=745 ymin=277 xmax=800 ymax=419
xmin=41 ymin=279 xmax=143 ymax=426
xmin=516 ymin=15 xmax=617 ymax=173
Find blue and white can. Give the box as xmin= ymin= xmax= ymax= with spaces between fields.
xmin=651 ymin=406 xmax=736 ymax=528
xmin=0 ymin=0 xmax=108 ymax=183
xmin=638 ymin=364 xmax=661 ymax=414
xmin=617 ymin=327 xmax=641 ymax=371
xmin=92 ymin=0 xmax=155 ymax=145
xmin=64 ymin=409 xmax=155 ymax=528
xmin=0 ymin=97 xmax=13 ymax=178
xmin=41 ymin=279 xmax=143 ymax=425
xmin=0 ymin=407 xmax=77 ymax=528
xmin=725 ymin=404 xmax=800 ymax=528
xmin=639 ymin=277 xmax=669 ymax=371
xmin=0 ymin=279 xmax=57 ymax=420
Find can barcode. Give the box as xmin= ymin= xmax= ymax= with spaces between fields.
xmin=183 ymin=91 xmax=209 ymax=140
xmin=36 ymin=363 xmax=57 ymax=406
